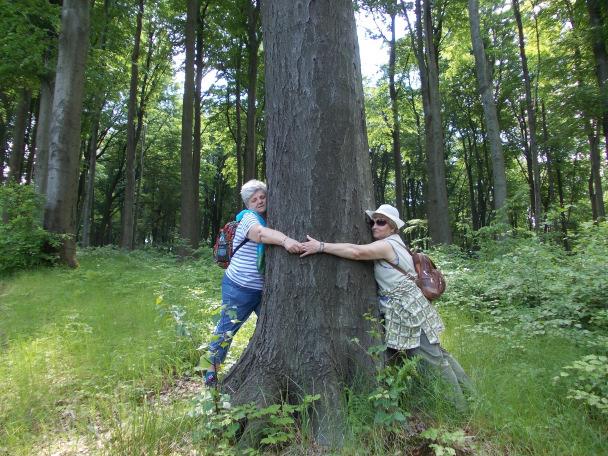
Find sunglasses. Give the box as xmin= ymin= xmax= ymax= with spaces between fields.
xmin=368 ymin=219 xmax=389 ymax=227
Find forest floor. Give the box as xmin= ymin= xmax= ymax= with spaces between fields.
xmin=0 ymin=245 xmax=606 ymax=455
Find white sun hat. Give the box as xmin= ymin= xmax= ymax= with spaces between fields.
xmin=365 ymin=204 xmax=405 ymax=229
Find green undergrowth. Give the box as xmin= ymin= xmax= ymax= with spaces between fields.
xmin=1 ymin=225 xmax=607 ymax=454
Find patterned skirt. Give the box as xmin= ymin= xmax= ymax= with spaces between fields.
xmin=379 ymin=279 xmax=445 ymax=350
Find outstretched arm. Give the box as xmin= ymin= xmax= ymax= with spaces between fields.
xmin=300 ymin=235 xmax=394 ymax=262
xmin=247 ymin=224 xmax=303 ymax=254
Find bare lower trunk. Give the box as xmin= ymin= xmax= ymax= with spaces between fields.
xmin=224 ymin=0 xmax=380 ymax=446
xmin=43 ymin=0 xmax=91 ymax=266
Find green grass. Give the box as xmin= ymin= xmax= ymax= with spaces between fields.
xmin=0 ymin=247 xmax=606 ymax=455
xmin=441 ymin=310 xmax=607 ymax=455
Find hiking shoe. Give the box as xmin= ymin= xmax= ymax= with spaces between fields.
xmin=204 ymin=371 xmax=218 ymax=387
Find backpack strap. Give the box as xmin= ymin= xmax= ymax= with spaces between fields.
xmin=384 ymin=238 xmax=418 ymax=282
xmin=232 ymin=238 xmax=249 ymax=256
xmin=387 ymin=259 xmax=418 ymax=283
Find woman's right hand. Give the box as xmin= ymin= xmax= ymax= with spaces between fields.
xmin=300 ymin=235 xmax=321 ymax=258
xmin=283 ymin=237 xmax=303 ymax=254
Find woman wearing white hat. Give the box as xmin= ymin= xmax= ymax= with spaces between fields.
xmin=300 ymin=204 xmax=471 ymax=408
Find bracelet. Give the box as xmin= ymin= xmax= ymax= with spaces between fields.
xmin=319 ymin=242 xmax=325 ymax=253
xmin=281 ymin=237 xmax=288 ymax=247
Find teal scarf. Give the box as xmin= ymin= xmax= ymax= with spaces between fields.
xmin=236 ymin=209 xmax=267 ymax=273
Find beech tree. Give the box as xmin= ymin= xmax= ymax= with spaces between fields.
xmin=43 ymin=0 xmax=91 ymax=266
xmin=223 ymin=0 xmax=380 ymax=444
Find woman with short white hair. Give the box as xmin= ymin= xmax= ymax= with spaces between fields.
xmin=301 ymin=204 xmax=471 ymax=408
xmin=205 ymin=179 xmax=302 ymax=387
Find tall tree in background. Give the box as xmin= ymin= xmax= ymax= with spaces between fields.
xmin=120 ymin=0 xmax=144 ymax=249
xmin=224 ymin=0 xmax=380 ymax=444
xmin=405 ymin=0 xmax=452 ymax=244
xmin=468 ymin=0 xmax=508 ymax=217
xmin=180 ymin=0 xmax=199 ymax=251
xmin=43 ymin=0 xmax=91 ymax=266
xmin=512 ymin=0 xmax=542 ymax=226
xmin=388 ymin=9 xmax=404 ymax=218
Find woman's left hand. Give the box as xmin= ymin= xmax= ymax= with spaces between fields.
xmin=300 ymin=235 xmax=321 ymax=257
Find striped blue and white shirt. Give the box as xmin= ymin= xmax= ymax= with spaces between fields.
xmin=225 ymin=211 xmax=264 ymax=290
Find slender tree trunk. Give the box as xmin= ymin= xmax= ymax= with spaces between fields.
xmin=225 ymin=0 xmax=380 ymax=445
xmin=585 ymin=0 xmax=608 ymax=163
xmin=244 ymin=0 xmax=260 ymax=181
xmin=43 ymin=0 xmax=91 ymax=267
xmin=24 ymin=100 xmax=37 ymax=185
xmin=388 ymin=12 xmax=404 ymax=217
xmin=120 ymin=0 xmax=144 ymax=250
xmin=179 ymin=0 xmax=199 ymax=252
xmin=588 ymin=121 xmax=606 ymax=219
xmin=513 ymin=0 xmax=542 ymax=227
xmin=468 ymin=0 xmax=508 ymax=218
xmin=463 ymin=135 xmax=480 ymax=230
xmin=8 ymin=88 xmax=32 ymax=183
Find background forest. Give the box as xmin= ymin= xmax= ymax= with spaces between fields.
xmin=1 ymin=0 xmax=606 ymax=260
xmin=1 ymin=0 xmax=607 ymax=455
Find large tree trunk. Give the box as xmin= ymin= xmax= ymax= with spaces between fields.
xmin=244 ymin=0 xmax=261 ymax=181
xmin=179 ymin=0 xmax=199 ymax=251
xmin=388 ymin=12 xmax=404 ymax=218
xmin=585 ymin=0 xmax=608 ymax=163
xmin=468 ymin=0 xmax=508 ymax=218
xmin=43 ymin=0 xmax=90 ymax=267
xmin=224 ymin=0 xmax=380 ymax=445
xmin=8 ymin=88 xmax=32 ymax=183
xmin=120 ymin=0 xmax=144 ymax=250
xmin=513 ymin=0 xmax=542 ymax=227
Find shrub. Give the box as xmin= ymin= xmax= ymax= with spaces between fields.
xmin=0 ymin=184 xmax=60 ymax=275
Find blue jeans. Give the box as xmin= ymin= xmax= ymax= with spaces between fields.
xmin=207 ymin=275 xmax=262 ymax=366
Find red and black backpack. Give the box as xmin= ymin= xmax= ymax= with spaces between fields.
xmin=212 ymin=221 xmax=249 ymax=268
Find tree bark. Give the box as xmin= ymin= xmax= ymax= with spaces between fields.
xmin=388 ymin=12 xmax=404 ymax=218
xmin=8 ymin=88 xmax=32 ymax=183
xmin=224 ymin=0 xmax=380 ymax=446
xmin=244 ymin=0 xmax=261 ymax=181
xmin=467 ymin=0 xmax=508 ymax=218
xmin=43 ymin=0 xmax=91 ymax=267
xmin=513 ymin=0 xmax=542 ymax=227
xmin=179 ymin=0 xmax=199 ymax=252
xmin=120 ymin=0 xmax=144 ymax=250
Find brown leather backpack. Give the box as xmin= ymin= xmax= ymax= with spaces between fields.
xmin=407 ymin=248 xmax=446 ymax=300
xmin=389 ymin=246 xmax=447 ymax=301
